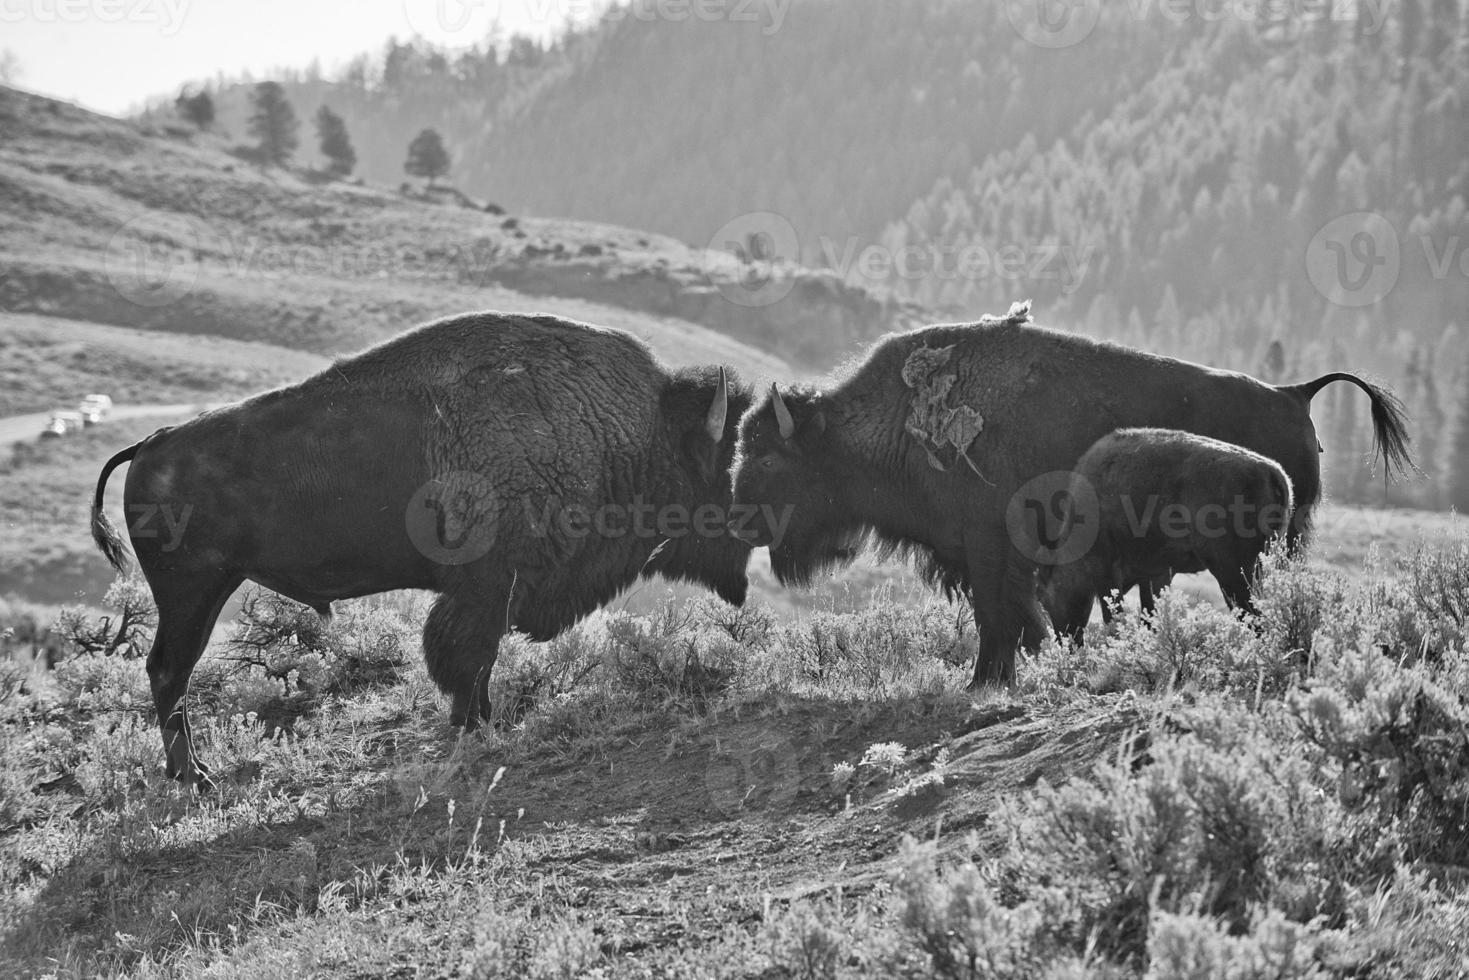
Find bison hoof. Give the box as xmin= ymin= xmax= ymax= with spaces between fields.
xmin=169 ymin=761 xmax=217 ymax=794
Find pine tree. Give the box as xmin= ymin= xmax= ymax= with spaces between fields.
xmin=315 ymin=105 xmax=356 ymax=178
xmin=1418 ymin=350 xmax=1445 ymax=507
xmin=0 ymin=48 xmax=20 ymax=86
xmin=248 ymin=81 xmax=299 ymax=168
xmin=1452 ymin=350 xmax=1469 ymax=514
xmin=1260 ymin=339 xmax=1286 ymax=384
xmin=405 ymin=128 xmax=451 ymax=187
xmin=175 ymin=88 xmax=215 ymax=130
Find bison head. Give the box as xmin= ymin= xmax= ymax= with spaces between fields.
xmin=731 ymin=383 xmax=864 ymax=587
xmin=645 ymin=366 xmax=755 ymax=606
xmin=1033 ymin=560 xmax=1096 ymax=644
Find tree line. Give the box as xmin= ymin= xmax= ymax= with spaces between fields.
xmin=170 ymin=81 xmax=451 ymax=187
xmin=171 ymin=1 xmax=1469 ymax=512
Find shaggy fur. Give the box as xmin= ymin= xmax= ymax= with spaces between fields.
xmin=732 ymin=305 xmax=1413 ymax=686
xmin=1036 ymin=428 xmax=1294 ymax=642
xmin=92 ymin=312 xmax=753 ymax=787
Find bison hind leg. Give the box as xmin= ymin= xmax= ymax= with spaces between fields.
xmin=423 ymin=581 xmax=512 ymax=731
xmin=146 ymin=568 xmax=242 ymax=790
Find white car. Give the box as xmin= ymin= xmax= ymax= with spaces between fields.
xmin=79 ymin=394 xmax=113 ymax=425
xmin=41 ymin=410 xmax=86 ymax=438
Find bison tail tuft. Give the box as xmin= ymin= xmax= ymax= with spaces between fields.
xmin=92 ymin=443 xmax=140 ymax=573
xmin=1280 ymin=372 xmax=1418 ymax=482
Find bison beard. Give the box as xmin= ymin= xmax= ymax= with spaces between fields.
xmin=91 ymin=312 xmax=753 ymax=789
xmin=732 ymin=304 xmax=1413 ymax=687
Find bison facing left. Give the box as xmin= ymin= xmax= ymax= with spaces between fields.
xmin=91 ymin=312 xmax=754 ymax=788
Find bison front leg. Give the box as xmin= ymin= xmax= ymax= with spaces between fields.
xmin=964 ymin=530 xmax=1040 ymax=687
xmin=423 ymin=581 xmax=511 ymax=731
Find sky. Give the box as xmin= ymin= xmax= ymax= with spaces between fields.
xmin=0 ymin=0 xmax=592 ymax=115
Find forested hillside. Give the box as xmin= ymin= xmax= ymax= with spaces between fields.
xmin=175 ymin=0 xmax=1469 ymax=511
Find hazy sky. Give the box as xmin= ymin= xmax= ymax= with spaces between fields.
xmin=1 ymin=0 xmax=589 ymax=115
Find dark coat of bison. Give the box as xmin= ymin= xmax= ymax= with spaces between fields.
xmin=731 ymin=303 xmax=1412 ymax=686
xmin=92 ymin=312 xmax=754 ymax=788
xmin=1036 ymin=427 xmax=1294 ymax=642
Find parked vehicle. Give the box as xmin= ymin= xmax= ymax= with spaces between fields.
xmin=79 ymin=394 xmax=113 ymax=425
xmin=41 ymin=410 xmax=85 ymax=439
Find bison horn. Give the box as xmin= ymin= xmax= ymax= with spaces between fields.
xmin=705 ymin=366 xmax=729 ymax=442
xmin=771 ymin=383 xmax=796 ymax=440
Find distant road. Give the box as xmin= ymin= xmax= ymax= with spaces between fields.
xmin=0 ymin=403 xmax=215 ymax=448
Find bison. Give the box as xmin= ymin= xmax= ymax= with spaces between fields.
xmin=730 ymin=302 xmax=1412 ymax=686
xmin=1036 ymin=428 xmax=1294 ymax=643
xmin=92 ymin=312 xmax=754 ymax=788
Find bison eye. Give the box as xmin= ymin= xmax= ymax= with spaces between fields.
xmin=761 ymin=458 xmax=774 ymax=470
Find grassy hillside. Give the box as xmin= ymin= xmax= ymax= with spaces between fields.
xmin=0 ymin=314 xmax=327 ymax=416
xmin=3 ymin=544 xmax=1469 ymax=977
xmin=0 ymin=85 xmax=917 ymax=369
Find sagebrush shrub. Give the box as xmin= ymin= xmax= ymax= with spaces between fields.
xmin=1145 ymin=909 xmax=1325 ymax=980
xmin=995 ymin=707 xmax=1357 ymax=962
xmin=1290 ymin=643 xmax=1469 ymax=865
xmin=894 ymin=837 xmax=1040 ymax=980
xmin=1397 ymin=543 xmax=1469 ymax=655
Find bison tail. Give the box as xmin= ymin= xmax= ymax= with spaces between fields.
xmin=92 ymin=442 xmax=140 ymax=573
xmin=1279 ymin=372 xmax=1417 ymax=481
xmin=1269 ymin=465 xmax=1295 ymax=534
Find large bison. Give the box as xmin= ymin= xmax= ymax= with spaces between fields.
xmin=1036 ymin=428 xmax=1295 ymax=643
xmin=730 ymin=302 xmax=1412 ymax=686
xmin=92 ymin=312 xmax=754 ymax=788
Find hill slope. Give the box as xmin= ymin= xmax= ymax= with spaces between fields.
xmin=0 ymin=84 xmax=920 ymax=370
xmin=214 ymin=2 xmax=1469 ymax=510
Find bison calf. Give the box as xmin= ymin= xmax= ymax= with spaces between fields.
xmin=1037 ymin=428 xmax=1293 ymax=642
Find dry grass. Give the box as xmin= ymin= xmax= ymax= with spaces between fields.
xmin=2 ymin=535 xmax=1469 ymax=977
